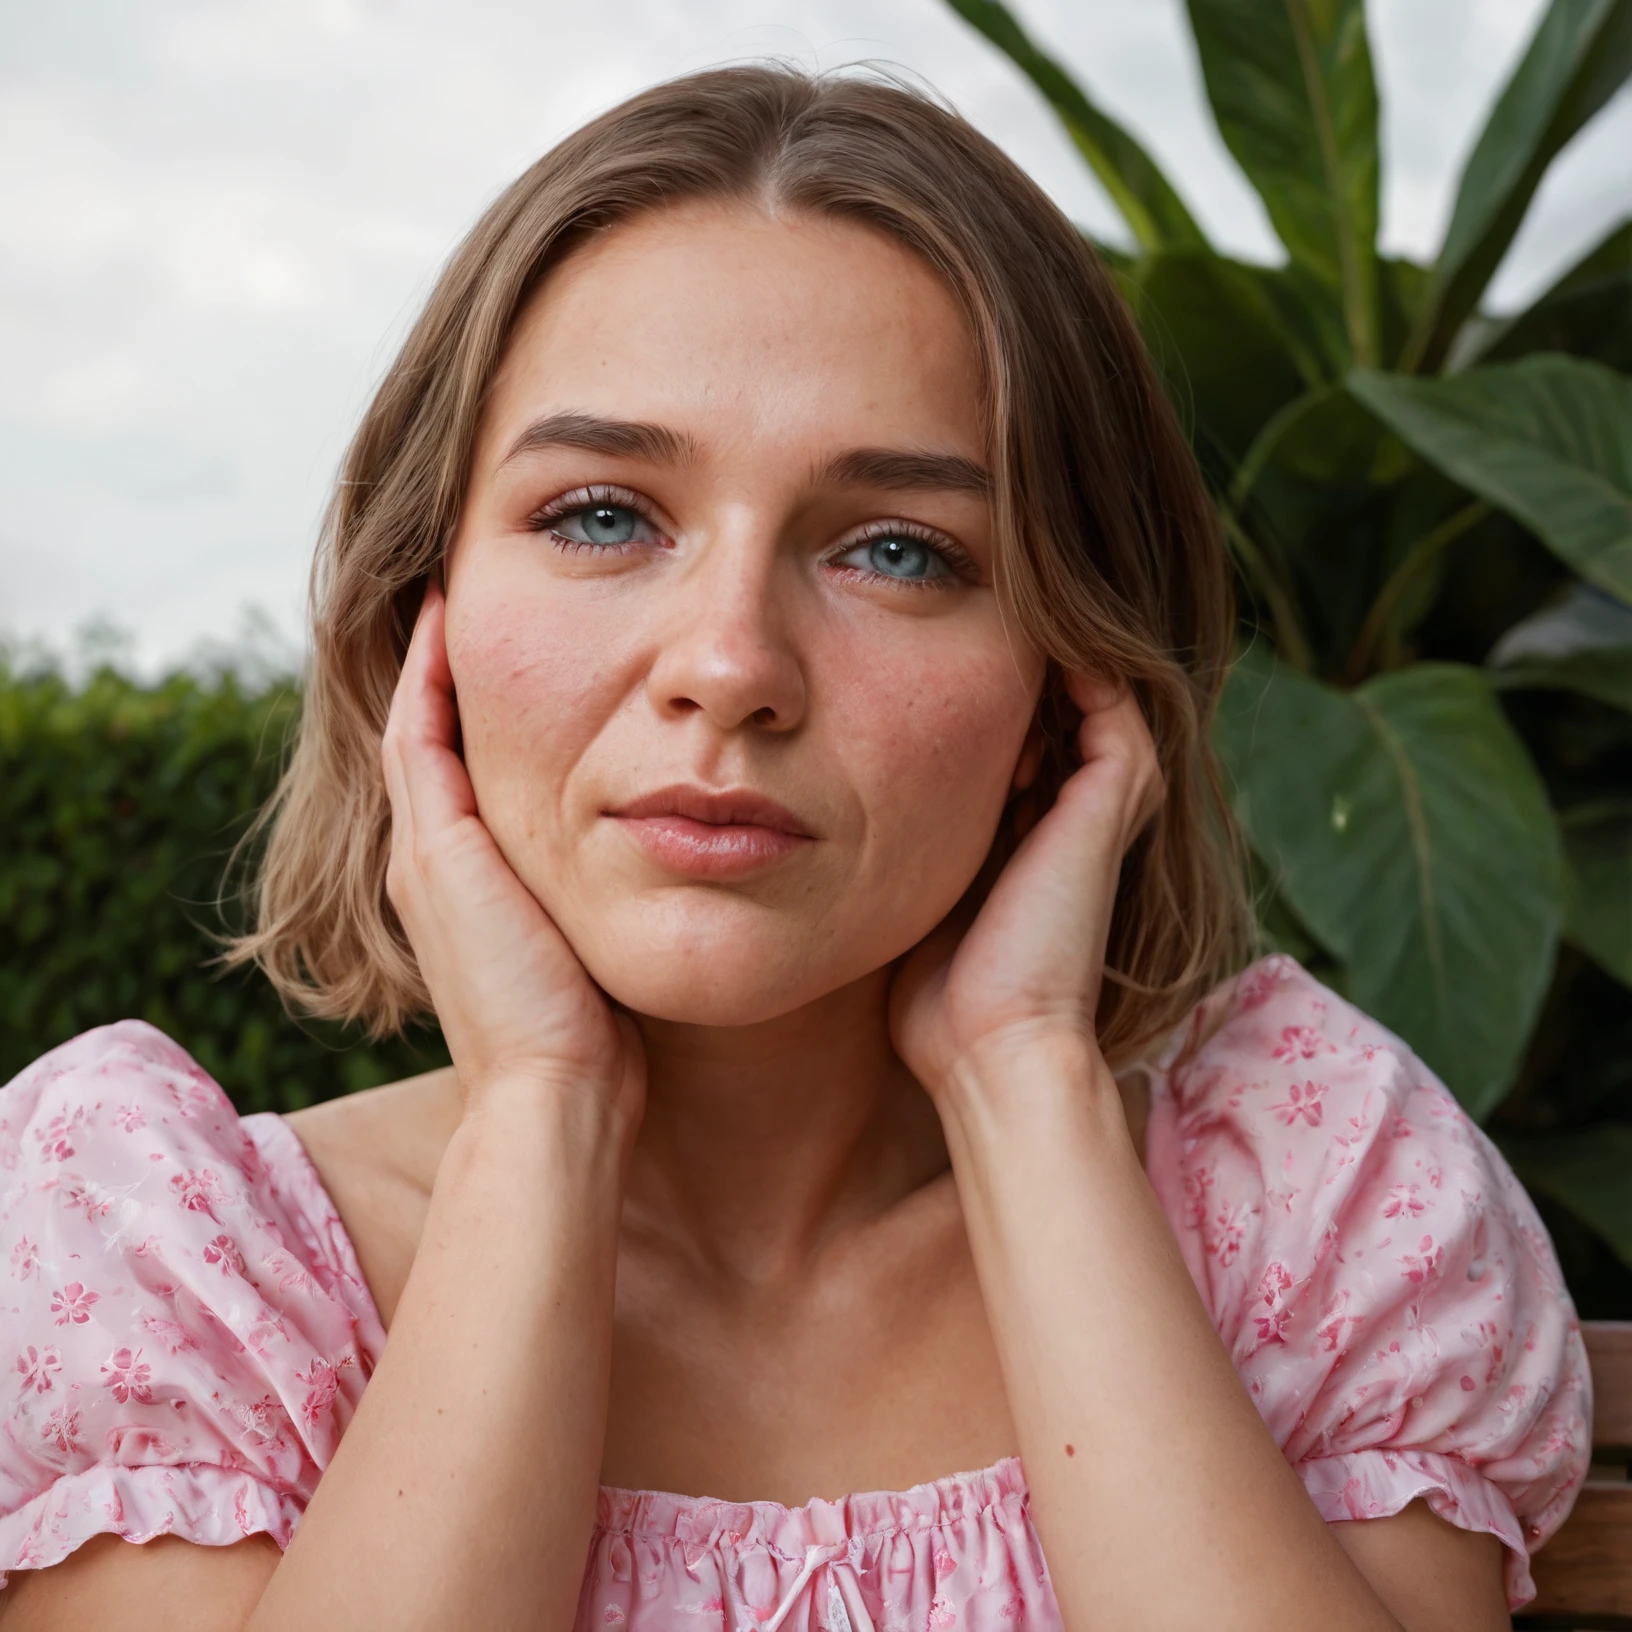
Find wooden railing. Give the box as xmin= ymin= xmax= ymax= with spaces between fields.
xmin=1515 ymin=1322 xmax=1632 ymax=1630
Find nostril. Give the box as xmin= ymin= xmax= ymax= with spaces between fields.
xmin=647 ymin=636 xmax=806 ymax=732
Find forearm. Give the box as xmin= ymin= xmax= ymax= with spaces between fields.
xmin=246 ymin=1087 xmax=627 ymax=1632
xmin=938 ymin=1032 xmax=1402 ymax=1632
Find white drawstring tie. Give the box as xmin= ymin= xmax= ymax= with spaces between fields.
xmin=760 ymin=1541 xmax=857 ymax=1632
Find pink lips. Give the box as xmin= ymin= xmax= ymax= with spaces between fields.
xmin=607 ymin=785 xmax=815 ymax=879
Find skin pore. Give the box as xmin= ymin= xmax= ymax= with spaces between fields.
xmin=0 ymin=201 xmax=1509 ymax=1632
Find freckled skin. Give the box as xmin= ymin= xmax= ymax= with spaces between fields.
xmin=445 ymin=202 xmax=1044 ymax=1026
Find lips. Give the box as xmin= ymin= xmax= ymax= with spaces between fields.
xmin=606 ymin=784 xmax=815 ymax=879
xmin=612 ymin=785 xmax=812 ymax=833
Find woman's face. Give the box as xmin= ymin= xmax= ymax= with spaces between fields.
xmin=445 ymin=200 xmax=1046 ymax=1026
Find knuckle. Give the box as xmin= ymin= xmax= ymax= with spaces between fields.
xmin=411 ymin=834 xmax=442 ymax=878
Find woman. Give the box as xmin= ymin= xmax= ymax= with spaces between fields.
xmin=0 ymin=67 xmax=1588 ymax=1632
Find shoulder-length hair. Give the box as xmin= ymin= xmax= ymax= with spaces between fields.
xmin=229 ymin=63 xmax=1247 ymax=1063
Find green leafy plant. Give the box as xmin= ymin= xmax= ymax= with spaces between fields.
xmin=0 ymin=656 xmax=448 ymax=1113
xmin=948 ymin=0 xmax=1632 ymax=1310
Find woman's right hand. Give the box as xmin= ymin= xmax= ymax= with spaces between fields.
xmin=380 ymin=581 xmax=645 ymax=1130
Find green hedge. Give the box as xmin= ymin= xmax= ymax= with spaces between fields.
xmin=0 ymin=659 xmax=447 ymax=1113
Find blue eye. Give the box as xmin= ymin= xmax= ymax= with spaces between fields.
xmin=840 ymin=533 xmax=954 ymax=582
xmin=549 ymin=503 xmax=652 ymax=548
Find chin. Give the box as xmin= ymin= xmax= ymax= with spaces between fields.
xmin=586 ymin=944 xmax=847 ymax=1028
xmin=601 ymin=966 xmax=823 ymax=1027
xmin=556 ymin=892 xmax=903 ymax=1027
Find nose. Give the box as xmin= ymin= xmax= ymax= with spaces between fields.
xmin=644 ymin=535 xmax=807 ymax=733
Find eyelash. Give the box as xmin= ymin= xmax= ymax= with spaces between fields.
xmin=526 ymin=484 xmax=660 ymax=553
xmin=829 ymin=519 xmax=975 ymax=589
xmin=526 ymin=485 xmax=974 ymax=585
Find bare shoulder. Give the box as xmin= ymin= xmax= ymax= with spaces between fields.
xmin=283 ymin=1068 xmax=462 ymax=1327
xmin=285 ymin=1066 xmax=462 ymax=1192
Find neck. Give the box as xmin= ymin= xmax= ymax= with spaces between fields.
xmin=625 ymin=966 xmax=948 ymax=1283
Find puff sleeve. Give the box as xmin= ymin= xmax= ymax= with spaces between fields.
xmin=0 ymin=1022 xmax=385 ymax=1582
xmin=1143 ymin=956 xmax=1592 ymax=1610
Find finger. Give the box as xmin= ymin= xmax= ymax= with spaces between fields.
xmin=1071 ymin=689 xmax=1153 ymax=790
xmin=1083 ymin=698 xmax=1157 ymax=785
xmin=1062 ymin=670 xmax=1121 ymax=717
xmin=383 ymin=583 xmax=478 ymax=837
xmin=382 ymin=593 xmax=441 ymax=921
xmin=1062 ymin=674 xmax=1153 ymax=790
xmin=386 ymin=583 xmax=458 ymax=765
xmin=1060 ymin=688 xmax=1165 ymax=852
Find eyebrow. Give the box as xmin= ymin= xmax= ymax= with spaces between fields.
xmin=500 ymin=411 xmax=699 ymax=467
xmin=820 ymin=446 xmax=992 ymax=497
xmin=499 ymin=411 xmax=990 ymax=498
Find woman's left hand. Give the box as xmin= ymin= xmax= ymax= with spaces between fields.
xmin=890 ymin=675 xmax=1163 ymax=1102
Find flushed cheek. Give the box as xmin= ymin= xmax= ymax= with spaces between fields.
xmin=445 ymin=590 xmax=626 ymax=864
xmin=832 ymin=642 xmax=1038 ymax=897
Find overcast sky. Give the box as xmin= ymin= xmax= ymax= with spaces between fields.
xmin=4 ymin=0 xmax=1628 ymax=675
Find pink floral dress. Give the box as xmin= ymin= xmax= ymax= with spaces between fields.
xmin=0 ymin=958 xmax=1591 ymax=1625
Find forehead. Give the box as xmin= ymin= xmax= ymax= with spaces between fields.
xmin=483 ymin=200 xmax=985 ymax=463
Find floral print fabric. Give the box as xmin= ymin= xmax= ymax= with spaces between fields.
xmin=0 ymin=957 xmax=1590 ymax=1623
xmin=1144 ymin=958 xmax=1590 ymax=1610
xmin=0 ymin=1023 xmax=382 ymax=1583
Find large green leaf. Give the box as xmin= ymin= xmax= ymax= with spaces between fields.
xmin=1229 ymin=388 xmax=1418 ymax=671
xmin=1500 ymin=1124 xmax=1632 ymax=1268
xmin=1488 ymin=582 xmax=1632 ymax=714
xmin=1404 ymin=0 xmax=1632 ymax=372
xmin=1465 ymin=219 xmax=1632 ymax=372
xmin=1560 ymin=801 xmax=1632 ymax=985
xmin=1121 ymin=253 xmax=1314 ymax=470
xmin=944 ymin=0 xmax=1207 ymax=252
xmin=1237 ymin=383 xmax=1412 ymax=494
xmin=1348 ymin=356 xmax=1632 ymax=604
xmin=1216 ymin=647 xmax=1563 ymax=1117
xmin=1186 ymin=0 xmax=1380 ymax=364
xmin=1492 ymin=648 xmax=1632 ymax=715
xmin=1377 ymin=257 xmax=1432 ymax=369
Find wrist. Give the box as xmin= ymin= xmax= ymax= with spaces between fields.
xmin=452 ymin=1071 xmax=640 ymax=1175
xmin=935 ymin=1022 xmax=1129 ymax=1145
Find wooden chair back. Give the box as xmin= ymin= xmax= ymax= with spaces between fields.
xmin=1517 ymin=1321 xmax=1632 ymax=1629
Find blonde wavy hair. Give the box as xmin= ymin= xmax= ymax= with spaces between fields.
xmin=228 ymin=64 xmax=1248 ymax=1063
